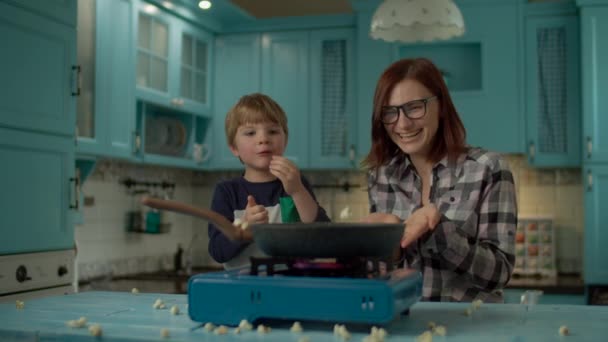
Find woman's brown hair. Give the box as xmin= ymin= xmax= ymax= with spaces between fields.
xmin=361 ymin=58 xmax=467 ymax=170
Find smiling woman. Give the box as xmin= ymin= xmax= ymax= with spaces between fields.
xmin=361 ymin=58 xmax=518 ymax=303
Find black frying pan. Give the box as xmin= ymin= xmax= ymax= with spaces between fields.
xmin=141 ymin=197 xmax=403 ymax=258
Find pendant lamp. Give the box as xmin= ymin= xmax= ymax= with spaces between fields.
xmin=370 ymin=0 xmax=465 ymax=43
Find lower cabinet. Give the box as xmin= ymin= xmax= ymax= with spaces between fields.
xmin=0 ymin=128 xmax=76 ymax=254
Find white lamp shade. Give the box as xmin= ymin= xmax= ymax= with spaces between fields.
xmin=370 ymin=0 xmax=465 ymax=43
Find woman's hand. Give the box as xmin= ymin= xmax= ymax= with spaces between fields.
xmin=243 ymin=195 xmax=269 ymax=224
xmin=269 ymin=156 xmax=304 ymax=195
xmin=360 ymin=212 xmax=402 ymax=224
xmin=401 ymin=204 xmax=441 ymax=248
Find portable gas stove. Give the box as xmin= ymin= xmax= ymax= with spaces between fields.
xmin=187 ymin=257 xmax=422 ymax=325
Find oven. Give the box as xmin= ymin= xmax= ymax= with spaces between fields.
xmin=0 ymin=250 xmax=75 ymax=303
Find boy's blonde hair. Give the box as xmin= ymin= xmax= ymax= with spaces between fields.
xmin=225 ymin=93 xmax=289 ymax=147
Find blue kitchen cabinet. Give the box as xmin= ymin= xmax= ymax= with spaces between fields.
xmin=4 ymin=0 xmax=77 ymax=27
xmin=395 ymin=1 xmax=524 ymax=154
xmin=210 ymin=33 xmax=261 ymax=169
xmin=135 ymin=0 xmax=213 ymax=116
xmin=0 ymin=1 xmax=77 ymax=136
xmin=584 ymin=165 xmax=608 ymax=285
xmin=579 ymin=1 xmax=608 ymax=292
xmin=0 ymin=127 xmax=76 ymax=254
xmin=309 ymin=28 xmax=357 ymax=169
xmin=580 ymin=5 xmax=608 ymax=163
xmin=352 ymin=5 xmax=395 ymax=164
xmin=175 ymin=20 xmax=213 ymax=115
xmin=524 ymin=14 xmax=581 ymax=167
xmin=261 ymin=31 xmax=310 ymax=167
xmin=77 ymin=0 xmax=138 ymax=159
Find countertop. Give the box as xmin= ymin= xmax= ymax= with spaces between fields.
xmin=1 ymin=291 xmax=607 ymax=341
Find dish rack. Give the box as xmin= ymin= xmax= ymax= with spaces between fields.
xmin=514 ymin=216 xmax=557 ymax=278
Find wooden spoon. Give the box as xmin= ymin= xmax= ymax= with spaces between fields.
xmin=141 ymin=196 xmax=253 ymax=242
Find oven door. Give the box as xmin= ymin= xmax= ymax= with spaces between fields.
xmin=0 ymin=250 xmax=75 ymax=302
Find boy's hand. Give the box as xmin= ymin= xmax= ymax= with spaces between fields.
xmin=269 ymin=156 xmax=304 ymax=196
xmin=243 ymin=195 xmax=269 ymax=224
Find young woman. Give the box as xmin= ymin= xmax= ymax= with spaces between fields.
xmin=361 ymin=58 xmax=517 ymax=302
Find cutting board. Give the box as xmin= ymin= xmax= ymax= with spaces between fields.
xmin=1 ymin=291 xmax=607 ymax=341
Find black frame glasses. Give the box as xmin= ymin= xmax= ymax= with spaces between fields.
xmin=380 ymin=96 xmax=437 ymax=124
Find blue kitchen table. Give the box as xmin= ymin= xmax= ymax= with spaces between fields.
xmin=0 ymin=291 xmax=607 ymax=341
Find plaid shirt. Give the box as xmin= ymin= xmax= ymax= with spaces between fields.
xmin=368 ymin=147 xmax=517 ymax=302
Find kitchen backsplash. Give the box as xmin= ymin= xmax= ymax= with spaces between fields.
xmin=75 ymin=154 xmax=583 ymax=281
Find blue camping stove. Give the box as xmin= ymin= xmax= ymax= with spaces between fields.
xmin=187 ymin=257 xmax=422 ymax=326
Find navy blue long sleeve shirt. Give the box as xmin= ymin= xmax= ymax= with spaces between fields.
xmin=207 ymin=176 xmax=330 ymax=264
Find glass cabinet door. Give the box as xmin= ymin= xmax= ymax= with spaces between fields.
xmin=180 ymin=32 xmax=208 ymax=104
xmin=137 ymin=11 xmax=169 ymax=93
xmin=76 ymin=0 xmax=96 ymax=139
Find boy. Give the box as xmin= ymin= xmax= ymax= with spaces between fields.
xmin=208 ymin=93 xmax=330 ymax=269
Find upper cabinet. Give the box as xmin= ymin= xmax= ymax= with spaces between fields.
xmin=261 ymin=31 xmax=310 ymax=167
xmin=4 ymin=0 xmax=77 ymax=27
xmin=211 ymin=33 xmax=261 ymax=169
xmin=135 ymin=2 xmax=213 ymax=116
xmin=77 ymin=0 xmax=137 ymax=159
xmin=525 ymin=14 xmax=581 ymax=167
xmin=580 ymin=5 xmax=608 ymax=163
xmin=210 ymin=28 xmax=356 ymax=170
xmin=0 ymin=1 xmax=77 ymax=136
xmin=309 ymin=28 xmax=357 ymax=169
xmin=395 ymin=1 xmax=523 ymax=154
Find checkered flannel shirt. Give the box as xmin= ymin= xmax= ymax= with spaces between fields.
xmin=368 ymin=147 xmax=517 ymax=302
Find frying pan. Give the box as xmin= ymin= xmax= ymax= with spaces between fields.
xmin=141 ymin=197 xmax=403 ymax=258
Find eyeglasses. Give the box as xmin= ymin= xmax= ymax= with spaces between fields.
xmin=380 ymin=96 xmax=437 ymax=124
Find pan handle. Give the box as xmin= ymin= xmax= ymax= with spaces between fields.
xmin=141 ymin=196 xmax=252 ymax=242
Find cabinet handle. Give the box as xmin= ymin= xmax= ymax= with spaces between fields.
xmin=69 ymin=177 xmax=79 ymax=209
xmin=587 ymin=169 xmax=593 ymax=192
xmin=71 ymin=65 xmax=81 ymax=96
xmin=528 ymin=141 xmax=535 ymax=161
xmin=348 ymin=144 xmax=356 ymax=162
xmin=170 ymin=98 xmax=178 ymax=106
xmin=587 ymin=136 xmax=593 ymax=159
xmin=133 ymin=131 xmax=141 ymax=155
xmin=177 ymin=98 xmax=184 ymax=106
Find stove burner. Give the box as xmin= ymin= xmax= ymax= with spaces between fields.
xmin=249 ymin=256 xmax=394 ymax=278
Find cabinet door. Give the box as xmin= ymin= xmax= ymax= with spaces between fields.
xmin=0 ymin=127 xmax=75 ymax=254
xmin=262 ymin=32 xmax=310 ymax=167
xmin=0 ymin=2 xmax=76 ymax=136
xmin=211 ymin=33 xmax=261 ymax=169
xmin=584 ymin=165 xmax=608 ymax=284
xmin=581 ymin=7 xmax=608 ymax=163
xmin=5 ymin=0 xmax=77 ymax=27
xmin=76 ymin=0 xmax=99 ymax=151
xmin=177 ymin=20 xmax=213 ymax=115
xmin=309 ymin=28 xmax=356 ymax=169
xmin=101 ymin=0 xmax=137 ymax=158
xmin=525 ymin=16 xmax=580 ymax=167
xmin=135 ymin=3 xmax=172 ymax=104
xmin=395 ymin=2 xmax=522 ymax=154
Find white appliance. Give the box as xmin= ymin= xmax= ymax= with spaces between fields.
xmin=0 ymin=250 xmax=75 ymax=303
